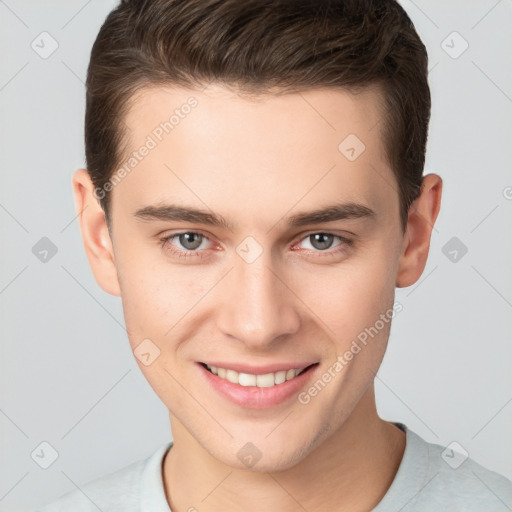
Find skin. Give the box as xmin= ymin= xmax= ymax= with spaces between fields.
xmin=73 ymin=84 xmax=442 ymax=512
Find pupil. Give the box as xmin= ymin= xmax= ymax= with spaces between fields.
xmin=311 ymin=233 xmax=333 ymax=250
xmin=181 ymin=233 xmax=202 ymax=250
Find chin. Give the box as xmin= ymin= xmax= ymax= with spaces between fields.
xmin=227 ymin=448 xmax=306 ymax=473
xmin=209 ymin=428 xmax=323 ymax=473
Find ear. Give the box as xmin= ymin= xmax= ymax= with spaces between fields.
xmin=72 ymin=169 xmax=121 ymax=296
xmin=396 ymin=173 xmax=443 ymax=288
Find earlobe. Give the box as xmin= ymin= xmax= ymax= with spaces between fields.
xmin=72 ymin=169 xmax=121 ymax=296
xmin=396 ymin=174 xmax=443 ymax=288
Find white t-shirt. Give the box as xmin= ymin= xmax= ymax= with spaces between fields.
xmin=36 ymin=423 xmax=512 ymax=511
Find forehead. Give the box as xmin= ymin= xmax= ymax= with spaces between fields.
xmin=123 ymin=83 xmax=385 ymax=149
xmin=114 ymin=83 xmax=397 ymax=230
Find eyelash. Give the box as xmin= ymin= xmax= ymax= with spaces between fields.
xmin=159 ymin=230 xmax=354 ymax=260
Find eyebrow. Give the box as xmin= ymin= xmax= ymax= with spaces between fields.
xmin=133 ymin=202 xmax=376 ymax=231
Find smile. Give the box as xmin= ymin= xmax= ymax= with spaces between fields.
xmin=198 ymin=361 xmax=319 ymax=408
xmin=202 ymin=363 xmax=311 ymax=388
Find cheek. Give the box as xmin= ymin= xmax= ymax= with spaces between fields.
xmin=293 ymin=244 xmax=397 ymax=341
xmin=115 ymin=249 xmax=173 ymax=339
xmin=115 ymin=246 xmax=216 ymax=355
xmin=115 ymin=228 xmax=400 ymax=348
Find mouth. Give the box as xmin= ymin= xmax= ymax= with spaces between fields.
xmin=197 ymin=361 xmax=319 ymax=409
xmin=200 ymin=362 xmax=316 ymax=388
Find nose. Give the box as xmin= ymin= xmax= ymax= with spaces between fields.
xmin=216 ymin=250 xmax=301 ymax=350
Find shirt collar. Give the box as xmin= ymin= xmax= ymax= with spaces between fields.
xmin=141 ymin=423 xmax=421 ymax=512
xmin=140 ymin=441 xmax=174 ymax=511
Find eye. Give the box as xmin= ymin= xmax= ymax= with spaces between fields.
xmin=172 ymin=232 xmax=206 ymax=251
xmin=160 ymin=231 xmax=212 ymax=259
xmin=159 ymin=230 xmax=353 ymax=261
xmin=295 ymin=232 xmax=353 ymax=255
xmin=302 ymin=233 xmax=338 ymax=251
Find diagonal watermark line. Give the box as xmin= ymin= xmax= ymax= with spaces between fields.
xmin=61 ymin=0 xmax=93 ymax=29
xmin=61 ymin=470 xmax=105 ymax=511
xmin=199 ymin=79 xmax=213 ymax=93
xmin=61 ymin=265 xmax=127 ymax=331
xmin=0 ymin=202 xmax=29 ymax=233
xmin=471 ymin=265 xmax=512 ymax=308
xmin=0 ymin=408 xmax=29 ymax=439
xmin=406 ymin=265 xmax=438 ymax=297
xmin=0 ymin=0 xmax=29 ymax=28
xmin=266 ymin=164 xmax=336 ymax=235
xmin=411 ymin=202 xmax=440 ymax=235
xmin=471 ymin=397 xmax=512 ymax=440
xmin=0 ymin=265 xmax=29 ymax=295
xmin=472 ymin=0 xmax=503 ymax=30
xmin=266 ymin=473 xmax=311 ymax=511
xmin=369 ymin=98 xmax=394 ymax=133
xmin=428 ymin=61 xmax=439 ymax=75
xmin=0 ymin=61 xmax=29 ymax=92
xmin=397 ymin=471 xmax=440 ymax=511
xmin=472 ymin=61 xmax=512 ymax=104
xmin=298 ymin=92 xmax=336 ymax=131
xmin=266 ymin=266 xmax=337 ymax=336
xmin=374 ymin=372 xmax=439 ymax=438
xmin=164 ymin=267 xmax=234 ymax=336
xmin=61 ymin=205 xmax=88 ymax=234
xmin=470 ymin=204 xmax=499 ymax=233
xmin=163 ymin=366 xmax=234 ymax=438
xmin=61 ymin=60 xmax=85 ymax=85
xmin=471 ymin=470 xmax=512 ymax=511
xmin=408 ymin=0 xmax=439 ymax=28
xmin=61 ymin=369 xmax=132 ymax=440
xmin=266 ymin=409 xmax=294 ymax=438
xmin=369 ymin=162 xmax=399 ymax=195
xmin=0 ymin=471 xmax=30 ymax=502
xmin=200 ymin=471 xmax=233 ymax=503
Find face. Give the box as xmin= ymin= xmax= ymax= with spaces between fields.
xmin=102 ymin=84 xmax=407 ymax=470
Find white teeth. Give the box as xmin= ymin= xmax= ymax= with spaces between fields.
xmin=256 ymin=373 xmax=275 ymax=388
xmin=275 ymin=370 xmax=287 ymax=384
xmin=239 ymin=372 xmax=257 ymax=386
xmin=205 ymin=364 xmax=307 ymax=387
xmin=226 ymin=369 xmax=238 ymax=384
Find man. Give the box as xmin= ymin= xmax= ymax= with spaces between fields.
xmin=38 ymin=0 xmax=512 ymax=510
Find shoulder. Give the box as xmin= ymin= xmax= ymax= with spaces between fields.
xmin=378 ymin=424 xmax=512 ymax=512
xmin=420 ymin=433 xmax=512 ymax=511
xmin=35 ymin=443 xmax=172 ymax=512
xmin=35 ymin=458 xmax=145 ymax=512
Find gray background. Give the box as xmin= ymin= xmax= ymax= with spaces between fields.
xmin=1 ymin=1 xmax=511 ymax=510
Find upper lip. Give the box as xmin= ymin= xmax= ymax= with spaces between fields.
xmin=200 ymin=361 xmax=318 ymax=375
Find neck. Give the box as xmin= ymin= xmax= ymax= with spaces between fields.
xmin=163 ymin=386 xmax=405 ymax=512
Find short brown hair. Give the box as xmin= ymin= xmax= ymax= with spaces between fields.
xmin=85 ymin=0 xmax=430 ymax=231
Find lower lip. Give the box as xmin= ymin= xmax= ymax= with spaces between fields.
xmin=198 ymin=363 xmax=318 ymax=409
